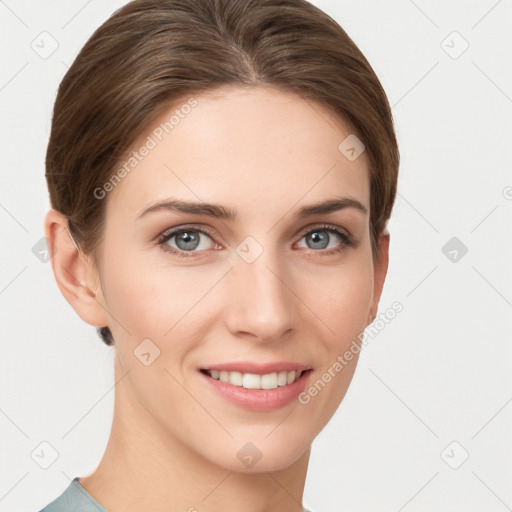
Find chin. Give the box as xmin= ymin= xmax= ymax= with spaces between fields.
xmin=196 ymin=425 xmax=313 ymax=474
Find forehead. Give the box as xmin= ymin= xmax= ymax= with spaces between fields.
xmin=105 ymin=85 xmax=370 ymax=223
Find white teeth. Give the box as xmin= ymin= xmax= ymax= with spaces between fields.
xmin=243 ymin=373 xmax=261 ymax=389
xmin=261 ymin=372 xmax=278 ymax=389
xmin=205 ymin=369 xmax=304 ymax=389
xmin=230 ymin=371 xmax=243 ymax=387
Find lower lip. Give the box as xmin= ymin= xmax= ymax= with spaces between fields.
xmin=198 ymin=370 xmax=312 ymax=411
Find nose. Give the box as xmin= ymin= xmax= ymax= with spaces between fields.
xmin=223 ymin=245 xmax=298 ymax=343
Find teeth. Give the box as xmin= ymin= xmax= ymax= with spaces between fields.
xmin=230 ymin=371 xmax=243 ymax=386
xmin=243 ymin=373 xmax=261 ymax=389
xmin=205 ymin=369 xmax=304 ymax=389
xmin=261 ymin=373 xmax=278 ymax=389
xmin=277 ymin=371 xmax=288 ymax=386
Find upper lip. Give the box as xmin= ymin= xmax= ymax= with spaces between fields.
xmin=200 ymin=362 xmax=313 ymax=374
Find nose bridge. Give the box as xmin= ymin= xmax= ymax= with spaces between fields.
xmin=225 ymin=237 xmax=297 ymax=341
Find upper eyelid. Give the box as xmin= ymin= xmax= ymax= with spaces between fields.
xmin=159 ymin=224 xmax=215 ymax=241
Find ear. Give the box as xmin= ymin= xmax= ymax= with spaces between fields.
xmin=44 ymin=208 xmax=109 ymax=328
xmin=369 ymin=229 xmax=390 ymax=321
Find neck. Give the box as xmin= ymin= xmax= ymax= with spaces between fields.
xmin=79 ymin=354 xmax=310 ymax=512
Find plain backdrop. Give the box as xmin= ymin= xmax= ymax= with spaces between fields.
xmin=1 ymin=1 xmax=511 ymax=511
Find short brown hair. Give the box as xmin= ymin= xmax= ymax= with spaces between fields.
xmin=45 ymin=0 xmax=400 ymax=346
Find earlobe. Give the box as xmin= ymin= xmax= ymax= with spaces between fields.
xmin=44 ymin=209 xmax=109 ymax=328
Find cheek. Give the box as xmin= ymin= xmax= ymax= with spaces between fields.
xmin=286 ymin=263 xmax=374 ymax=444
xmin=299 ymin=259 xmax=374 ymax=345
xmin=103 ymin=263 xmax=172 ymax=338
xmin=100 ymin=247 xmax=223 ymax=350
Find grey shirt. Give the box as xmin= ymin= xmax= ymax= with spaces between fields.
xmin=39 ymin=477 xmax=313 ymax=511
xmin=39 ymin=478 xmax=107 ymax=512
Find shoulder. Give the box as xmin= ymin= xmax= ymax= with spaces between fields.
xmin=38 ymin=478 xmax=108 ymax=512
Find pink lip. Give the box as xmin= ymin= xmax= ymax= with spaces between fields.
xmin=198 ymin=368 xmax=313 ymax=411
xmin=200 ymin=361 xmax=312 ymax=374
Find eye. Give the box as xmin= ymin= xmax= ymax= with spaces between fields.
xmin=157 ymin=226 xmax=217 ymax=258
xmin=157 ymin=223 xmax=356 ymax=259
xmin=296 ymin=224 xmax=355 ymax=254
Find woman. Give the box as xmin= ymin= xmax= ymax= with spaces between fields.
xmin=40 ymin=0 xmax=399 ymax=510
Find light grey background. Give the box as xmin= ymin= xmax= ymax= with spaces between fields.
xmin=1 ymin=1 xmax=511 ymax=511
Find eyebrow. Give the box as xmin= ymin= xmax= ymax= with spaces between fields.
xmin=136 ymin=196 xmax=368 ymax=221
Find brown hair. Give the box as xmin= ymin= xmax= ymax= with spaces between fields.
xmin=45 ymin=0 xmax=400 ymax=346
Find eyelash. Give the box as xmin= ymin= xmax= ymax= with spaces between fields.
xmin=156 ymin=223 xmax=356 ymax=259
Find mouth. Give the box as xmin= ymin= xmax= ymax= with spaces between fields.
xmin=197 ymin=361 xmax=313 ymax=410
xmin=200 ymin=368 xmax=311 ymax=390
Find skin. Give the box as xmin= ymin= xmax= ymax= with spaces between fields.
xmin=45 ymin=85 xmax=389 ymax=512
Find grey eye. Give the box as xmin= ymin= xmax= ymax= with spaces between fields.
xmin=298 ymin=228 xmax=345 ymax=251
xmin=163 ymin=229 xmax=214 ymax=252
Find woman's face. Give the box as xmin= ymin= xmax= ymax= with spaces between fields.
xmin=90 ymin=85 xmax=387 ymax=472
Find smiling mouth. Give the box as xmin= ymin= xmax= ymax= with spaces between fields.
xmin=200 ymin=369 xmax=311 ymax=390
